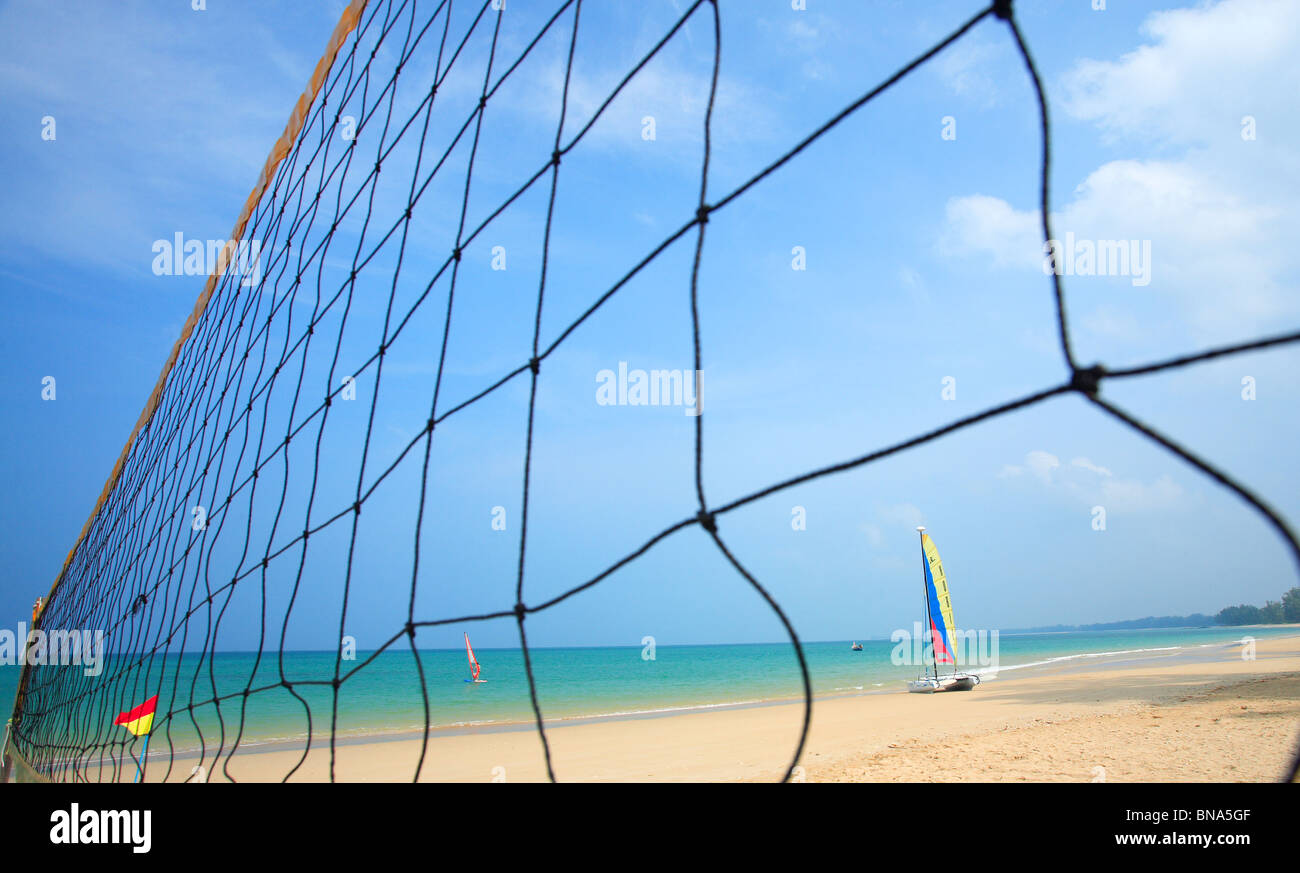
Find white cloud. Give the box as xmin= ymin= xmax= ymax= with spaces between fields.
xmin=936 ymin=0 xmax=1300 ymax=337
xmin=1026 ymin=450 xmax=1061 ymax=482
xmin=1000 ymin=450 xmax=1184 ymax=513
xmin=937 ymin=194 xmax=1039 ymax=270
xmin=1070 ymin=457 xmax=1112 ymax=478
xmin=1001 ymin=449 xmax=1060 ymax=483
xmin=932 ymin=36 xmax=1007 ymax=108
xmin=940 ymin=159 xmax=1291 ymax=333
xmin=940 ymin=159 xmax=1285 ymax=324
xmin=1061 ymin=0 xmax=1300 ymax=146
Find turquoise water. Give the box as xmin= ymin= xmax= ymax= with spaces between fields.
xmin=2 ymin=625 xmax=1294 ymax=754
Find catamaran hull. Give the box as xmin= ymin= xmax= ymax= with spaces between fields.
xmin=907 ymin=674 xmax=979 ymax=693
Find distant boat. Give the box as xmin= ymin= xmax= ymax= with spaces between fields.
xmin=908 ymin=526 xmax=978 ymax=693
xmin=850 ymin=641 xmax=863 ymax=651
xmin=464 ymin=632 xmax=487 ymax=684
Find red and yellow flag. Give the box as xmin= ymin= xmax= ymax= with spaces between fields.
xmin=113 ymin=695 xmax=158 ymax=737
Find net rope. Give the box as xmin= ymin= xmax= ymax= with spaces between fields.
xmin=8 ymin=0 xmax=1300 ymax=783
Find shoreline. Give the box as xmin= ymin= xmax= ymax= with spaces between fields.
xmin=129 ymin=632 xmax=1280 ymax=760
xmin=9 ymin=628 xmax=1289 ymax=764
xmin=105 ymin=632 xmax=1300 ymax=781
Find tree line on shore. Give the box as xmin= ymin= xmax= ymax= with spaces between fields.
xmin=1009 ymin=587 xmax=1300 ymax=632
xmin=1215 ymin=586 xmax=1300 ymax=625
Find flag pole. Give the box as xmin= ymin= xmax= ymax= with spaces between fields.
xmin=134 ymin=732 xmax=150 ymax=784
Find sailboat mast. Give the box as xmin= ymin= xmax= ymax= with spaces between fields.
xmin=918 ymin=526 xmax=938 ymax=680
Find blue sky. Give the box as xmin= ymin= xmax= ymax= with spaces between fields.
xmin=1 ymin=0 xmax=1297 ymax=654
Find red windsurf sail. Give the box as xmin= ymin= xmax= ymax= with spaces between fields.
xmin=464 ymin=632 xmax=482 ymax=681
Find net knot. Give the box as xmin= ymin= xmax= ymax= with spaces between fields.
xmin=529 ymin=356 xmax=540 ymax=375
xmin=696 ymin=204 xmax=711 ymax=225
xmin=697 ymin=509 xmax=717 ymax=533
xmin=514 ymin=602 xmax=526 ymax=618
xmin=453 ymin=247 xmax=462 ymax=262
xmin=426 ymin=417 xmax=435 ymax=433
xmin=478 ymin=96 xmax=487 ymax=110
xmin=353 ymin=500 xmax=362 ymax=515
xmin=551 ymin=150 xmax=562 ymax=167
xmin=1071 ymin=364 xmax=1105 ymax=397
xmin=406 ymin=622 xmax=416 ymax=637
xmin=993 ymin=0 xmax=1014 ymax=20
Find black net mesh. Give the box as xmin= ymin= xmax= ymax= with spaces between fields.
xmin=7 ymin=0 xmax=1299 ymax=783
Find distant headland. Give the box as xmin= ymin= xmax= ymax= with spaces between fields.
xmin=1008 ymin=587 xmax=1300 ymax=633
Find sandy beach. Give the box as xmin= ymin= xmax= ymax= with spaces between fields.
xmin=137 ymin=633 xmax=1300 ymax=783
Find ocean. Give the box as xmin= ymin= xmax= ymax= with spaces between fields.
xmin=1 ymin=625 xmax=1293 ymax=755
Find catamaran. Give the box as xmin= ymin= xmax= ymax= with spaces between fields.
xmin=464 ymin=632 xmax=486 ymax=684
xmin=908 ymin=526 xmax=979 ymax=693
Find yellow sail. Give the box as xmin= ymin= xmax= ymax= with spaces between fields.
xmin=921 ymin=533 xmax=957 ymax=663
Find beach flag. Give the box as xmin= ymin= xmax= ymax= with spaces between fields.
xmin=114 ymin=695 xmax=158 ymax=783
xmin=113 ymin=695 xmax=158 ymax=736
